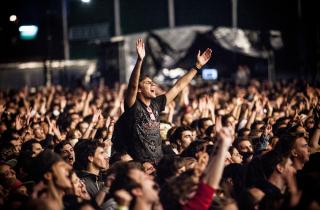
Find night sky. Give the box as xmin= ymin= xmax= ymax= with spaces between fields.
xmin=0 ymin=0 xmax=319 ymax=78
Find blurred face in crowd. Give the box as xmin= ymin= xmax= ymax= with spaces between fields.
xmin=182 ymin=113 xmax=193 ymax=126
xmin=40 ymin=122 xmax=49 ymax=135
xmin=178 ymin=130 xmax=193 ymax=151
xmin=32 ymin=143 xmax=43 ymax=157
xmin=129 ymin=168 xmax=159 ymax=203
xmin=138 ymin=77 xmax=157 ymax=99
xmin=238 ymin=140 xmax=253 ymax=153
xmin=305 ymin=117 xmax=315 ymax=130
xmin=202 ymin=119 xmax=213 ymax=133
xmin=79 ymin=122 xmax=89 ymax=134
xmin=60 ymin=144 xmax=75 ymax=166
xmin=230 ymin=147 xmax=243 ymax=164
xmin=10 ymin=139 xmax=22 ymax=155
xmin=91 ymin=147 xmax=108 ymax=170
xmin=33 ymin=124 xmax=46 ymax=140
xmin=226 ymin=116 xmax=237 ymax=128
xmin=70 ymin=114 xmax=81 ymax=130
xmin=0 ymin=164 xmax=16 ymax=181
xmin=51 ymin=161 xmax=72 ymax=190
xmin=71 ymin=172 xmax=90 ymax=200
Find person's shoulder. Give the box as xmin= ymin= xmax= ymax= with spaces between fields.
xmin=152 ymin=94 xmax=166 ymax=104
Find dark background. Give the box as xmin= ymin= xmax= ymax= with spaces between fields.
xmin=0 ymin=0 xmax=319 ymax=80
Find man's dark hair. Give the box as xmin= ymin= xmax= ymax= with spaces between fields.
xmin=198 ymin=117 xmax=212 ymax=129
xmin=74 ymin=140 xmax=104 ymax=171
xmin=138 ymin=74 xmax=151 ymax=83
xmin=21 ymin=139 xmax=39 ymax=156
xmin=170 ymin=126 xmax=192 ymax=144
xmin=260 ymin=150 xmax=290 ymax=179
xmin=274 ymin=132 xmax=302 ymax=157
xmin=156 ymin=155 xmax=186 ymax=186
xmin=160 ymin=169 xmax=197 ymax=210
xmin=180 ymin=140 xmax=208 ymax=158
xmin=109 ymin=151 xmax=130 ymax=165
xmin=109 ymin=162 xmax=142 ymax=209
xmin=32 ymin=149 xmax=62 ymax=183
xmin=54 ymin=140 xmax=72 ymax=155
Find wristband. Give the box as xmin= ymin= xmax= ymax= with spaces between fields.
xmin=193 ymin=65 xmax=201 ymax=71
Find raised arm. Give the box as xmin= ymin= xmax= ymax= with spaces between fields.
xmin=165 ymin=48 xmax=212 ymax=105
xmin=124 ymin=39 xmax=145 ymax=108
xmin=203 ymin=127 xmax=232 ymax=189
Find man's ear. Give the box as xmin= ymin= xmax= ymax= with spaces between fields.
xmin=276 ymin=163 xmax=284 ymax=174
xmin=177 ymin=139 xmax=182 ymax=146
xmin=132 ymin=187 xmax=143 ymax=197
xmin=88 ymin=155 xmax=94 ymax=163
xmin=291 ymin=149 xmax=298 ymax=157
xmin=44 ymin=171 xmax=53 ymax=181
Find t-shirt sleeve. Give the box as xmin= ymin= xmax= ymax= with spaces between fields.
xmin=182 ymin=182 xmax=215 ymax=210
xmin=154 ymin=94 xmax=167 ymax=112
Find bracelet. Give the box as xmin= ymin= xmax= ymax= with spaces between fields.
xmin=193 ymin=65 xmax=201 ymax=71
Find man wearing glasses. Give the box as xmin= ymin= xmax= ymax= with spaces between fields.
xmin=113 ymin=39 xmax=212 ymax=165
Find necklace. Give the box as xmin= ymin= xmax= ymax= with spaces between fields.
xmin=146 ymin=106 xmax=156 ymax=121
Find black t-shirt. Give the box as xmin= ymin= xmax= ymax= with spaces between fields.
xmin=112 ymin=95 xmax=167 ymax=162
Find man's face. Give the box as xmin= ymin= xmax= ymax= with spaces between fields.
xmin=179 ymin=130 xmax=193 ymax=150
xmin=71 ymin=173 xmax=84 ymax=197
xmin=305 ymin=118 xmax=315 ymax=129
xmin=201 ymin=119 xmax=213 ymax=133
xmin=138 ymin=77 xmax=157 ymax=99
xmin=92 ymin=147 xmax=108 ymax=170
xmin=226 ymin=116 xmax=237 ymax=128
xmin=61 ymin=144 xmax=75 ymax=166
xmin=79 ymin=122 xmax=89 ymax=134
xmin=238 ymin=140 xmax=253 ymax=153
xmin=51 ymin=161 xmax=72 ymax=190
xmin=10 ymin=139 xmax=22 ymax=155
xmin=129 ymin=169 xmax=159 ymax=203
xmin=32 ymin=143 xmax=43 ymax=157
xmin=0 ymin=164 xmax=16 ymax=181
xmin=33 ymin=126 xmax=46 ymax=140
xmin=231 ymin=148 xmax=243 ymax=164
xmin=182 ymin=113 xmax=193 ymax=126
xmin=293 ymin=137 xmax=310 ymax=164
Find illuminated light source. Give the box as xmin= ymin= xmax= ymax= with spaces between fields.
xmin=202 ymin=68 xmax=218 ymax=80
xmin=81 ymin=0 xmax=91 ymax=3
xmin=18 ymin=25 xmax=39 ymax=40
xmin=9 ymin=15 xmax=17 ymax=22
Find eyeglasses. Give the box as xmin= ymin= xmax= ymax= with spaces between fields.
xmin=146 ymin=107 xmax=156 ymax=121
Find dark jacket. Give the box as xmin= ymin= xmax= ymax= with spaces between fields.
xmin=77 ymin=170 xmax=104 ymax=198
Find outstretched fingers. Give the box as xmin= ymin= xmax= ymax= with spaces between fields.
xmin=202 ymin=48 xmax=212 ymax=60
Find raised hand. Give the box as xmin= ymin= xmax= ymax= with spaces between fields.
xmin=136 ymin=38 xmax=145 ymax=60
xmin=92 ymin=109 xmax=102 ymax=124
xmin=217 ymin=127 xmax=233 ymax=147
xmin=196 ymin=48 xmax=213 ymax=68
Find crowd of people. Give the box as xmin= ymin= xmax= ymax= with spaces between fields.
xmin=1 ymin=39 xmax=320 ymax=210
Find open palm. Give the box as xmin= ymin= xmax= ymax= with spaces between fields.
xmin=136 ymin=38 xmax=145 ymax=60
xmin=196 ymin=48 xmax=212 ymax=67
